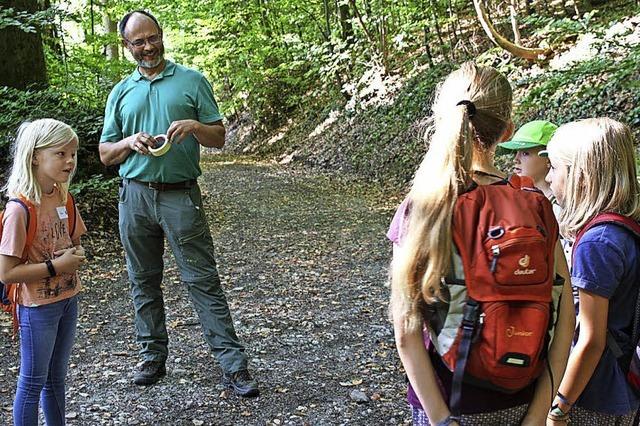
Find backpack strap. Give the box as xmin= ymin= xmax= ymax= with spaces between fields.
xmin=1 ymin=197 xmax=37 ymax=336
xmin=8 ymin=197 xmax=38 ymax=261
xmin=573 ymin=213 xmax=640 ymax=361
xmin=449 ymin=299 xmax=480 ymax=421
xmin=574 ymin=212 xmax=640 ymax=250
xmin=65 ymin=192 xmax=77 ymax=238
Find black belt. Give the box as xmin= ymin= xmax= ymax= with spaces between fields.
xmin=128 ymin=179 xmax=197 ymax=191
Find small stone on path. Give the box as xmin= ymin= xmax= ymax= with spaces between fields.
xmin=350 ymin=389 xmax=369 ymax=403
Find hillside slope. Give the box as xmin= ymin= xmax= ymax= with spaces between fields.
xmin=226 ymin=11 xmax=640 ymax=189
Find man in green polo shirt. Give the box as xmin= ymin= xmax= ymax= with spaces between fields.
xmin=98 ymin=10 xmax=258 ymax=397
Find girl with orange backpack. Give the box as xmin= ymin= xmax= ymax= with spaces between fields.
xmin=0 ymin=119 xmax=87 ymax=426
xmin=543 ymin=118 xmax=640 ymax=425
xmin=388 ymin=63 xmax=575 ymax=426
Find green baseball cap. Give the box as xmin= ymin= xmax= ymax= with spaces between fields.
xmin=498 ymin=120 xmax=558 ymax=151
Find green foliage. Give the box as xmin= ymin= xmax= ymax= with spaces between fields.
xmin=515 ymin=48 xmax=640 ymax=131
xmin=0 ymin=86 xmax=109 ymax=182
xmin=70 ymin=175 xmax=120 ymax=233
xmin=45 ymin=45 xmax=131 ymax=110
xmin=70 ymin=174 xmax=119 ymax=197
xmin=240 ymin=62 xmax=453 ymax=187
xmin=4 ymin=0 xmax=640 ymax=196
xmin=0 ymin=6 xmax=57 ymax=32
xmin=522 ymin=11 xmax=598 ymax=44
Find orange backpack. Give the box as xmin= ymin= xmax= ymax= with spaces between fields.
xmin=427 ymin=175 xmax=564 ymax=419
xmin=0 ymin=194 xmax=77 ymax=335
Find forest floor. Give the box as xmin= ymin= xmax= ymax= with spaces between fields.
xmin=0 ymin=158 xmax=410 ymax=425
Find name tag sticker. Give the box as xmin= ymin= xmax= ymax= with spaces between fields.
xmin=56 ymin=206 xmax=68 ymax=220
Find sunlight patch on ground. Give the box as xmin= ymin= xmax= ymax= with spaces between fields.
xmin=344 ymin=64 xmax=404 ymax=112
xmin=550 ymin=15 xmax=640 ymax=70
xmin=278 ymin=150 xmax=300 ymax=165
xmin=308 ymin=110 xmax=343 ymax=139
xmin=266 ymin=130 xmax=287 ymax=146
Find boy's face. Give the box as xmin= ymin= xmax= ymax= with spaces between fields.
xmin=513 ymin=147 xmax=550 ymax=183
xmin=545 ymin=157 xmax=568 ymax=206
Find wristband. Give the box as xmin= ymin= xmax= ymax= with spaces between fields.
xmin=435 ymin=415 xmax=455 ymax=426
xmin=556 ymin=391 xmax=574 ymax=408
xmin=45 ymin=259 xmax=57 ymax=277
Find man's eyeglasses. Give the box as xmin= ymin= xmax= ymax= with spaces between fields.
xmin=124 ymin=34 xmax=162 ymax=48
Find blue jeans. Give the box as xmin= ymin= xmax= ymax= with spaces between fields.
xmin=14 ymin=296 xmax=78 ymax=426
xmin=118 ymin=179 xmax=247 ymax=373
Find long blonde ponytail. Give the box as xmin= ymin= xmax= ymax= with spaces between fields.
xmin=391 ymin=62 xmax=513 ymax=331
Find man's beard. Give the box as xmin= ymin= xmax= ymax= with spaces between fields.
xmin=135 ymin=45 xmax=165 ymax=69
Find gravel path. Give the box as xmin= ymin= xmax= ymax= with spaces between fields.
xmin=0 ymin=159 xmax=411 ymax=425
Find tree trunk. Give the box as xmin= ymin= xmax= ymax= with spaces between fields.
xmin=103 ymin=13 xmax=118 ymax=60
xmin=323 ymin=0 xmax=331 ymax=39
xmin=423 ymin=25 xmax=434 ymax=67
xmin=380 ymin=14 xmax=388 ymax=71
xmin=349 ymin=0 xmax=377 ymax=47
xmin=473 ymin=0 xmax=551 ymax=60
xmin=428 ymin=0 xmax=447 ymax=59
xmin=447 ymin=0 xmax=460 ymax=50
xmin=338 ymin=2 xmax=354 ymax=42
xmin=42 ymin=0 xmax=62 ymax=57
xmin=0 ymin=0 xmax=48 ymax=89
xmin=379 ymin=0 xmax=388 ymax=71
xmin=510 ymin=0 xmax=521 ymax=45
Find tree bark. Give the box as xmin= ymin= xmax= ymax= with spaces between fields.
xmin=103 ymin=13 xmax=118 ymax=60
xmin=428 ymin=0 xmax=447 ymax=59
xmin=0 ymin=0 xmax=48 ymax=89
xmin=510 ymin=0 xmax=521 ymax=45
xmin=42 ymin=0 xmax=62 ymax=57
xmin=323 ymin=0 xmax=331 ymax=39
xmin=423 ymin=25 xmax=434 ymax=66
xmin=447 ymin=0 xmax=460 ymax=49
xmin=349 ymin=0 xmax=377 ymax=47
xmin=338 ymin=2 xmax=354 ymax=42
xmin=473 ymin=0 xmax=551 ymax=60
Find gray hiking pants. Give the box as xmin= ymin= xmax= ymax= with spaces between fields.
xmin=118 ymin=178 xmax=247 ymax=374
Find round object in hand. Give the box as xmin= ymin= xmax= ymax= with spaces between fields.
xmin=149 ymin=134 xmax=171 ymax=157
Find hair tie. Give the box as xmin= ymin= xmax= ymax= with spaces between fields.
xmin=456 ymin=100 xmax=476 ymax=118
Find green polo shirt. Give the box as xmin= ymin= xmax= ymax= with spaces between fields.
xmin=100 ymin=61 xmax=223 ymax=183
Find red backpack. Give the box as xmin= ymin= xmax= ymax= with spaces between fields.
xmin=573 ymin=213 xmax=640 ymax=396
xmin=428 ymin=175 xmax=563 ymax=418
xmin=0 ymin=194 xmax=77 ymax=335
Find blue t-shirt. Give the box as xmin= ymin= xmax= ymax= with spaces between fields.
xmin=572 ymin=223 xmax=640 ymax=415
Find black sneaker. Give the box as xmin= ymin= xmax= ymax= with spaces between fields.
xmin=133 ymin=360 xmax=166 ymax=386
xmin=222 ymin=369 xmax=259 ymax=397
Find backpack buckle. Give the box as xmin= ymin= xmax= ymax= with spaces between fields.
xmin=462 ymin=300 xmax=480 ymax=328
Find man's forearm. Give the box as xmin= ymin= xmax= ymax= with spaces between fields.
xmin=99 ymin=138 xmax=133 ymax=166
xmin=193 ymin=122 xmax=225 ymax=148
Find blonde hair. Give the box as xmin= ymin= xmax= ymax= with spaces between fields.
xmin=546 ymin=117 xmax=640 ymax=239
xmin=3 ymin=119 xmax=78 ymax=205
xmin=390 ymin=62 xmax=513 ymax=330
